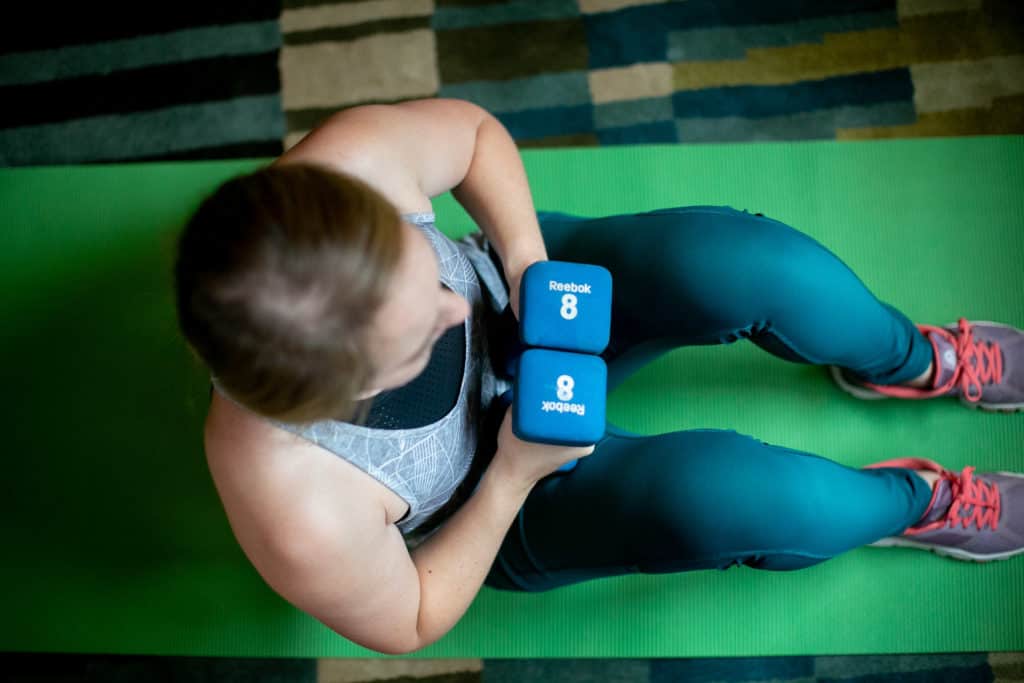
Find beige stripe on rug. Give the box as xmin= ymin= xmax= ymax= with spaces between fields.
xmin=280 ymin=28 xmax=439 ymax=149
xmin=282 ymin=0 xmax=434 ymax=34
xmin=318 ymin=658 xmax=482 ymax=683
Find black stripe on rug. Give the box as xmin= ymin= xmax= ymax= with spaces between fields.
xmin=283 ymin=16 xmax=431 ymax=46
xmin=0 ymin=51 xmax=281 ymax=129
xmin=3 ymin=1 xmax=282 ymax=54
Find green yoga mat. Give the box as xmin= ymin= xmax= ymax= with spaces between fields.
xmin=2 ymin=137 xmax=1022 ymax=659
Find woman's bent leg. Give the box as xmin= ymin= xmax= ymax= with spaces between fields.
xmin=485 ymin=427 xmax=933 ymax=592
xmin=536 ymin=207 xmax=933 ymax=390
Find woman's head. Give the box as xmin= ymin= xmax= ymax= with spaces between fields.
xmin=174 ymin=162 xmax=468 ymax=425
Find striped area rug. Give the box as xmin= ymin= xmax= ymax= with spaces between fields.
xmin=2 ymin=0 xmax=1022 ymax=165
xmin=278 ymin=0 xmax=1024 ymax=149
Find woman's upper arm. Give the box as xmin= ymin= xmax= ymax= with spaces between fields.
xmin=278 ymin=98 xmax=491 ymax=208
xmin=262 ymin=510 xmax=424 ymax=655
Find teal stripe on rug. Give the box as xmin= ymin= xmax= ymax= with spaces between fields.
xmin=0 ymin=95 xmax=283 ymax=165
xmin=432 ymin=0 xmax=578 ymax=30
xmin=651 ymin=655 xmax=814 ymax=682
xmin=674 ymin=101 xmax=916 ymax=142
xmin=0 ymin=21 xmax=281 ymax=87
xmin=667 ymin=10 xmax=896 ymax=62
xmin=595 ymin=97 xmax=674 ymax=129
xmin=439 ymin=71 xmax=590 ymax=113
xmin=827 ymin=664 xmax=995 ymax=682
xmin=597 ymin=120 xmax=677 ymax=144
xmin=495 ymin=103 xmax=593 ymax=140
xmin=814 ymin=653 xmax=991 ymax=678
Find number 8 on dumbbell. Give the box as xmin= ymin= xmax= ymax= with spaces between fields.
xmin=556 ymin=374 xmax=574 ymax=401
xmin=560 ymin=294 xmax=578 ymax=320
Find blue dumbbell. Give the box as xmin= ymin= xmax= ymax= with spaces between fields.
xmin=505 ymin=350 xmax=602 ymax=466
xmin=519 ymin=260 xmax=612 ymax=354
xmin=502 ymin=362 xmax=605 ymax=472
xmin=507 ymin=352 xmax=607 ymax=472
xmin=505 ymin=260 xmax=613 ymax=375
xmin=511 ymin=348 xmax=607 ymax=448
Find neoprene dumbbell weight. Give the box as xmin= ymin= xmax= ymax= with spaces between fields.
xmin=518 ymin=260 xmax=612 ymax=354
xmin=512 ymin=348 xmax=607 ymax=447
xmin=505 ymin=260 xmax=613 ymax=471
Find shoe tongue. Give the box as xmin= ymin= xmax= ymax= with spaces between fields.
xmin=919 ymin=477 xmax=954 ymax=525
xmin=929 ymin=331 xmax=959 ymax=390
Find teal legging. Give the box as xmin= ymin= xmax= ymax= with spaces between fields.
xmin=483 ymin=206 xmax=935 ymax=592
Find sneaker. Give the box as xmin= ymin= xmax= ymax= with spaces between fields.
xmin=863 ymin=456 xmax=1024 ymax=562
xmin=829 ymin=318 xmax=1023 ymax=413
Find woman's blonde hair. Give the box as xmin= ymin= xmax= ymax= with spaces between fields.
xmin=173 ymin=162 xmax=403 ymax=425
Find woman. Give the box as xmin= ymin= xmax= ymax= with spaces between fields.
xmin=174 ymin=98 xmax=1023 ymax=655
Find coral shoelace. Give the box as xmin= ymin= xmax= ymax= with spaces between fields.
xmin=940 ymin=318 xmax=1004 ymax=403
xmin=862 ymin=318 xmax=1003 ymax=402
xmin=912 ymin=466 xmax=1002 ymax=534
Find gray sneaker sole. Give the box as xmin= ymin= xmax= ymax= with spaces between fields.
xmin=828 ymin=321 xmax=1023 ymax=414
xmin=866 ymin=471 xmax=1024 ymax=562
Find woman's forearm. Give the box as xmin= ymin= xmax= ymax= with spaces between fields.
xmin=407 ymin=451 xmax=533 ymax=651
xmin=451 ymin=114 xmax=548 ymax=279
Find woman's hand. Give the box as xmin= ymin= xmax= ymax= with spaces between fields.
xmin=492 ymin=403 xmax=595 ymax=492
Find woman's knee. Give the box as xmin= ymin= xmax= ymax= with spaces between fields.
xmin=632 ymin=429 xmax=840 ymax=552
xmin=623 ymin=429 xmax=770 ymax=541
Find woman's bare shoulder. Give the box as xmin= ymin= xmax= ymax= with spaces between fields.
xmin=275 ymin=106 xmax=432 ymax=216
